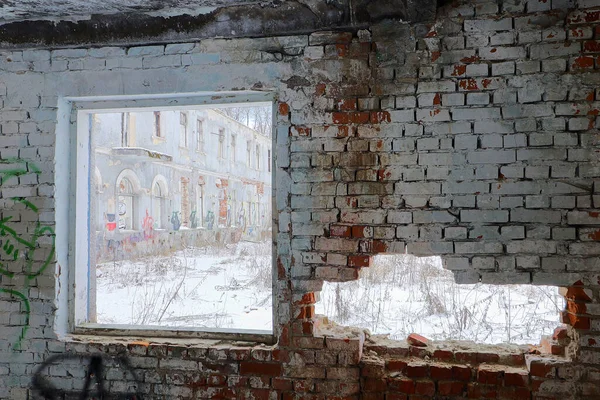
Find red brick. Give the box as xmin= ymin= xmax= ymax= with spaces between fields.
xmin=498 ymin=386 xmax=532 ymax=399
xmin=563 ymin=286 xmax=592 ymax=302
xmin=430 ymin=365 xmax=452 ymax=380
xmin=351 ymin=225 xmax=371 ymax=238
xmin=407 ymin=333 xmax=429 ymax=347
xmin=273 ymin=378 xmax=293 ymax=391
xmin=296 ymin=305 xmax=315 ymax=319
xmin=414 ymin=380 xmax=435 ymax=396
xmin=331 ymin=224 xmax=352 ymax=237
xmin=405 ymin=364 xmax=428 ymax=378
xmin=386 ymin=360 xmax=408 ymax=372
xmin=338 ymin=98 xmax=357 ymax=111
xmin=452 ymin=365 xmax=472 ymax=381
xmin=370 ymin=111 xmax=391 ymax=123
xmin=438 ymin=381 xmax=465 ymax=396
xmin=362 ymin=378 xmax=387 ymax=392
xmin=386 ymin=395 xmax=408 ymax=400
xmin=240 ymin=362 xmax=282 ymax=377
xmin=477 ymin=367 xmax=502 ymax=385
xmin=568 ymin=10 xmax=600 ymax=24
xmin=566 ymin=300 xmax=587 ymax=315
xmin=584 ymin=40 xmax=600 ymax=53
xmin=389 ymin=378 xmax=415 ymax=394
xmin=504 ymin=371 xmax=529 ymax=387
xmin=348 ymin=254 xmax=371 ymax=267
xmin=332 ymin=112 xmax=350 ymax=124
xmin=279 ymin=102 xmax=289 ymax=116
xmin=571 ymin=56 xmax=595 ymax=70
xmin=433 ymin=349 xmax=454 ymax=361
xmin=553 ymin=326 xmax=568 ymax=340
xmin=350 ymin=112 xmax=370 ymax=124
xmin=408 ymin=347 xmax=430 ymax=359
xmin=529 ymin=361 xmax=554 ymax=378
xmin=455 ymin=351 xmax=477 ymax=364
xmin=476 ymin=352 xmax=500 ymax=364
xmin=467 ymin=383 xmax=497 ymax=399
xmin=561 ymin=311 xmax=591 ymax=330
xmin=272 ymin=349 xmax=289 ymax=363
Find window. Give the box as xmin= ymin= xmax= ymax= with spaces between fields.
xmin=62 ymin=95 xmax=273 ymax=340
xmin=218 ymin=128 xmax=225 ymax=158
xmin=180 ymin=112 xmax=188 ymax=147
xmin=121 ymin=112 xmax=136 ymax=147
xmin=152 ymin=178 xmax=167 ymax=229
xmin=268 ymin=149 xmax=271 ymax=172
xmin=196 ymin=183 xmax=204 ymax=228
xmin=247 ymin=140 xmax=252 ymax=166
xmin=231 ymin=134 xmax=236 ymax=163
xmin=154 ymin=111 xmax=161 ymax=138
xmin=180 ymin=177 xmax=190 ymax=228
xmin=117 ymin=177 xmax=135 ymax=230
xmin=255 ymin=144 xmax=260 ymax=170
xmin=196 ymin=119 xmax=204 ymax=151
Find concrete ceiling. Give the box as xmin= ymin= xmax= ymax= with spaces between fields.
xmin=0 ymin=0 xmax=439 ymax=47
xmin=0 ymin=0 xmax=260 ymax=23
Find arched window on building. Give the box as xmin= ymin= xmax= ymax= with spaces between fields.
xmin=152 ymin=179 xmax=168 ymax=229
xmin=256 ymin=144 xmax=260 ymax=170
xmin=117 ymin=177 xmax=135 ymax=230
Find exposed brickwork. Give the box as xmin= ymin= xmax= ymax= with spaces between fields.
xmin=0 ymin=0 xmax=599 ymax=398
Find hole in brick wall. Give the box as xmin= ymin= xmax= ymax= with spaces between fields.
xmin=315 ymin=255 xmax=564 ymax=344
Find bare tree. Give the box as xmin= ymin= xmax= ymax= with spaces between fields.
xmin=220 ymin=106 xmax=272 ymax=137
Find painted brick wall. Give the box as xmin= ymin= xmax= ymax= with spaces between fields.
xmin=0 ymin=0 xmax=599 ymax=398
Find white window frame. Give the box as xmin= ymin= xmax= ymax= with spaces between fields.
xmin=54 ymin=92 xmax=276 ymax=342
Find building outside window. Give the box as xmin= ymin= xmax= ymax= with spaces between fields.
xmin=246 ymin=140 xmax=252 ymax=167
xmin=255 ymin=144 xmax=260 ymax=170
xmin=118 ymin=177 xmax=135 ymax=230
xmin=180 ymin=112 xmax=188 ymax=147
xmin=152 ymin=181 xmax=166 ymax=229
xmin=154 ymin=111 xmax=161 ymax=138
xmin=196 ymin=183 xmax=204 ymax=228
xmin=196 ymin=119 xmax=204 ymax=151
xmin=218 ymin=128 xmax=225 ymax=158
xmin=231 ymin=134 xmax=236 ymax=163
xmin=180 ymin=177 xmax=190 ymax=227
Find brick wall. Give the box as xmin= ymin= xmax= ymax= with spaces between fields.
xmin=0 ymin=0 xmax=600 ymax=398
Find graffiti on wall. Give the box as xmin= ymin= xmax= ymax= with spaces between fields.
xmin=0 ymin=159 xmax=55 ymax=350
xmin=32 ymin=353 xmax=143 ymax=399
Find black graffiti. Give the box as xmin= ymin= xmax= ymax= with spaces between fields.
xmin=32 ymin=354 xmax=144 ymax=400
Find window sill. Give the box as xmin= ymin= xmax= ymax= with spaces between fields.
xmin=73 ymin=323 xmax=274 ymax=344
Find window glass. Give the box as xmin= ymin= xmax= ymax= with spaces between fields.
xmin=84 ymin=103 xmax=273 ymax=333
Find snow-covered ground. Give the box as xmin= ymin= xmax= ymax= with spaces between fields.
xmin=97 ymin=245 xmax=563 ymax=344
xmin=96 ymin=241 xmax=273 ymax=332
xmin=316 ymin=255 xmax=564 ymax=345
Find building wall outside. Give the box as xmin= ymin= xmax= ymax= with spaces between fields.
xmin=91 ymin=109 xmax=272 ymax=261
xmin=0 ymin=0 xmax=599 ymax=398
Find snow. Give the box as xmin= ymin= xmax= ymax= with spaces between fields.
xmin=96 ymin=241 xmax=272 ymax=332
xmin=315 ymin=255 xmax=564 ymax=345
xmin=97 ymin=246 xmax=563 ymax=345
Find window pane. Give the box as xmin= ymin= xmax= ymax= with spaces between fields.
xmin=89 ymin=104 xmax=273 ymax=332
